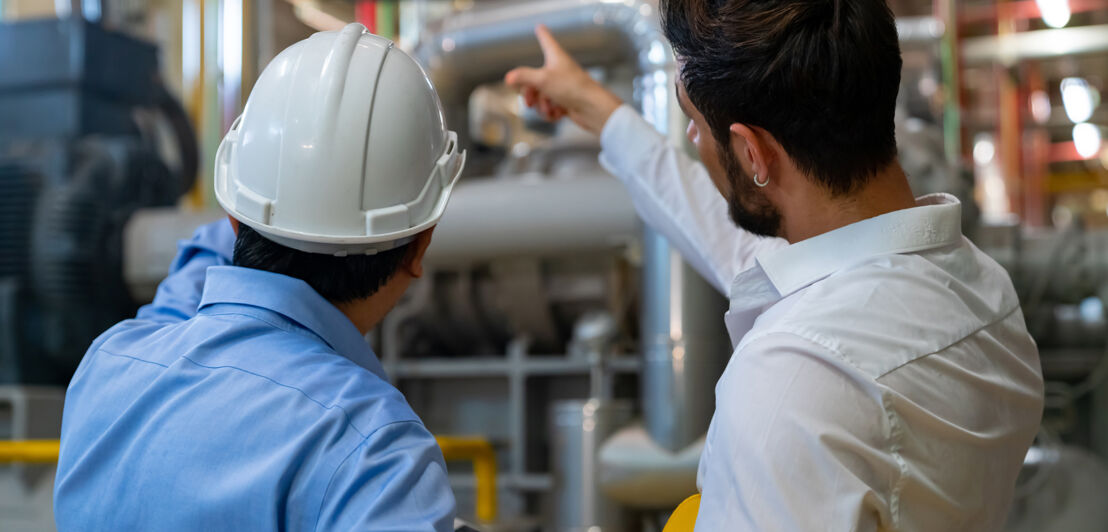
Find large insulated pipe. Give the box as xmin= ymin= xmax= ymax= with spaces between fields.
xmin=416 ymin=0 xmax=683 ymax=151
xmin=417 ymin=0 xmax=728 ymax=455
xmin=426 ymin=173 xmax=639 ymax=264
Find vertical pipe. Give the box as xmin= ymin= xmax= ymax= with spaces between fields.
xmin=641 ymin=231 xmax=728 ymax=452
xmin=507 ymin=338 xmax=528 ymax=478
xmin=355 ymin=0 xmax=376 ymax=33
xmin=550 ymin=399 xmax=633 ymax=531
xmin=937 ymin=0 xmax=963 ymax=166
xmin=637 ymin=35 xmax=730 ymax=453
xmin=376 ymin=0 xmax=397 ymax=41
xmin=240 ymin=0 xmax=257 ymax=103
xmin=997 ymin=1 xmax=1022 ymax=219
xmin=182 ymin=0 xmax=206 ymax=209
xmin=1024 ymin=64 xmax=1048 ymax=227
xmin=197 ymin=0 xmax=221 ymax=207
xmin=252 ymin=0 xmax=273 ymax=76
xmin=219 ymin=0 xmax=243 ymax=129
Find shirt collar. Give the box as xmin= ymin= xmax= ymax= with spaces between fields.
xmin=198 ymin=266 xmax=387 ymax=379
xmin=729 ymin=193 xmax=963 ymax=312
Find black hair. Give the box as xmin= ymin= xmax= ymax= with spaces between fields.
xmin=661 ymin=0 xmax=903 ymax=195
xmin=232 ymin=224 xmax=412 ymax=304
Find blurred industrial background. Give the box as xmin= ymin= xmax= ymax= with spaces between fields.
xmin=1 ymin=0 xmax=1107 ymax=530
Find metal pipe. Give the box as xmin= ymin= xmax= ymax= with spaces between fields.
xmin=416 ymin=0 xmax=726 ymax=456
xmin=0 ymin=440 xmax=59 ymax=464
xmin=550 ymin=399 xmax=634 ymax=531
xmin=415 ymin=0 xmax=677 ymax=151
xmin=641 ymin=234 xmax=728 ymax=452
xmin=895 ymin=16 xmax=945 ymax=44
xmin=598 ymin=424 xmax=702 ymax=509
xmin=436 ymin=436 xmax=498 ymax=523
xmin=426 ymin=173 xmax=639 ymax=264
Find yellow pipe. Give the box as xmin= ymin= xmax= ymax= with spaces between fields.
xmin=436 ymin=436 xmax=497 ymax=523
xmin=0 ymin=440 xmax=60 ymax=464
xmin=2 ymin=437 xmax=497 ymax=523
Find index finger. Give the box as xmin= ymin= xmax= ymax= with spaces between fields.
xmin=535 ymin=25 xmax=568 ymax=65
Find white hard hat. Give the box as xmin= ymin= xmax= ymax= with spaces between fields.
xmin=214 ymin=23 xmax=465 ymax=256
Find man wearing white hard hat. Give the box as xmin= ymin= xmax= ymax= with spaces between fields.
xmin=54 ymin=24 xmax=464 ymax=531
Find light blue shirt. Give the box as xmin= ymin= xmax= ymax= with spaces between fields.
xmin=55 ymin=219 xmax=455 ymax=531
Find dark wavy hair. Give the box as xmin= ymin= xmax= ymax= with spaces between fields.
xmin=661 ymin=0 xmax=903 ymax=195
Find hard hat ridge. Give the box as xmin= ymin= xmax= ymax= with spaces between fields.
xmin=214 ymin=23 xmax=465 ymax=257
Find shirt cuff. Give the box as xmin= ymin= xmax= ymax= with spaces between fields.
xmin=598 ymin=104 xmax=667 ymax=180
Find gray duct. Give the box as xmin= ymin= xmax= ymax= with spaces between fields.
xmin=426 ymin=173 xmax=640 ymax=264
xmin=416 ymin=0 xmax=727 ymax=456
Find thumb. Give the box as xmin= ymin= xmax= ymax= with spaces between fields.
xmin=535 ymin=24 xmax=568 ymax=65
xmin=505 ymin=66 xmax=546 ymax=89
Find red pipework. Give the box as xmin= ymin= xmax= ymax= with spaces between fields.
xmin=355 ymin=0 xmax=377 ymax=33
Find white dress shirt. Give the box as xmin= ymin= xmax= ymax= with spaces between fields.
xmin=599 ymin=105 xmax=1044 ymax=531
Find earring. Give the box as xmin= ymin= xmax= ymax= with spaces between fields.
xmin=753 ymin=173 xmax=769 ymax=187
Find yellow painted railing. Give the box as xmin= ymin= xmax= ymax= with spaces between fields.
xmin=0 ymin=437 xmax=497 ymax=523
xmin=0 ymin=440 xmax=60 ymax=464
xmin=436 ymin=436 xmax=498 ymax=523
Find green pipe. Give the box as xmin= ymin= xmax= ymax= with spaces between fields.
xmin=939 ymin=0 xmax=962 ymax=166
xmin=377 ymin=1 xmax=397 ymax=41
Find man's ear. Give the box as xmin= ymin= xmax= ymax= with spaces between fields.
xmin=403 ymin=227 xmax=435 ymax=279
xmin=728 ymin=123 xmax=772 ymax=180
xmin=227 ymin=215 xmax=240 ymax=235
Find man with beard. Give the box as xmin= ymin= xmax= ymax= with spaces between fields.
xmin=506 ymin=0 xmax=1043 ymax=530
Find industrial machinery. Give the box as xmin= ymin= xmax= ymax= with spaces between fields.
xmin=113 ymin=2 xmax=1108 ymax=530
xmin=0 ymin=17 xmax=197 ymax=385
xmin=5 ymin=1 xmax=1108 ymax=531
xmin=0 ymin=17 xmax=196 ymax=532
xmin=387 ymin=2 xmax=1108 ymax=529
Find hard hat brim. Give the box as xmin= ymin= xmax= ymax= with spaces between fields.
xmin=214 ymin=118 xmax=466 ymax=256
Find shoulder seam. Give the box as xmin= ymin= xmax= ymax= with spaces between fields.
xmin=876 ymin=303 xmax=1022 ymax=379
xmin=98 ymin=348 xmax=171 ymax=368
xmin=97 ymin=349 xmax=394 ymax=439
xmin=180 ymin=355 xmax=394 ymax=439
xmin=740 ymin=329 xmax=869 ymax=375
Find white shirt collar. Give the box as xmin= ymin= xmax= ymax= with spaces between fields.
xmin=729 ymin=193 xmax=963 ymax=313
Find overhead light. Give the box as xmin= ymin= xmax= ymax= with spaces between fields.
xmin=1036 ymin=0 xmax=1071 ymax=29
xmin=1073 ymin=123 xmax=1102 ymax=159
xmin=1062 ymin=77 xmax=1096 ymax=124
xmin=973 ymin=134 xmax=996 ymax=166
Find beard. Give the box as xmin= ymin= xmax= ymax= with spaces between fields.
xmin=720 ymin=146 xmax=782 ymax=238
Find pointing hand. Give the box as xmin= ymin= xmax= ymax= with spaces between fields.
xmin=504 ymin=25 xmax=624 ymax=135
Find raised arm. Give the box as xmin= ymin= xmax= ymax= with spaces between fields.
xmin=597 ymin=104 xmax=785 ymax=292
xmin=506 ymin=26 xmax=784 ymax=294
xmin=134 ymin=218 xmax=235 ymax=324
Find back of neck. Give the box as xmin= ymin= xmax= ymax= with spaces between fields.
xmin=782 ymin=162 xmax=917 ymax=243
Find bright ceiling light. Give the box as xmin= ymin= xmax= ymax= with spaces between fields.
xmin=973 ymin=134 xmax=996 ymax=166
xmin=1036 ymin=0 xmax=1071 ymax=28
xmin=1073 ymin=123 xmax=1102 ymax=159
xmin=1062 ymin=77 xmax=1096 ymax=124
